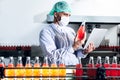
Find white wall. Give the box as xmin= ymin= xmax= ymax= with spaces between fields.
xmin=0 ymin=0 xmax=56 ymax=45
xmin=71 ymin=0 xmax=120 ymax=16
xmin=0 ymin=0 xmax=120 ymax=46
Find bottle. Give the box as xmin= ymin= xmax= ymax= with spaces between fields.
xmin=42 ymin=56 xmax=49 ymax=79
xmin=16 ymin=56 xmax=24 ymax=80
xmin=0 ymin=57 xmax=5 ymax=67
xmin=103 ymin=56 xmax=110 ymax=76
xmin=76 ymin=21 xmax=85 ymax=41
xmin=59 ymin=56 xmax=66 ymax=80
xmin=75 ymin=57 xmax=83 ymax=80
xmin=25 ymin=57 xmax=32 ymax=80
xmin=95 ymin=56 xmax=102 ymax=68
xmin=33 ymin=57 xmax=41 ymax=80
xmin=5 ymin=57 xmax=15 ymax=80
xmin=50 ymin=54 xmax=59 ymax=79
xmin=110 ymin=56 xmax=118 ymax=76
xmin=87 ymin=56 xmax=95 ymax=79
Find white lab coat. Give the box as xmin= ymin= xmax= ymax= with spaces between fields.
xmin=40 ymin=23 xmax=87 ymax=65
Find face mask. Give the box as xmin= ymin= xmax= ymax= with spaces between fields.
xmin=58 ymin=16 xmax=69 ymax=26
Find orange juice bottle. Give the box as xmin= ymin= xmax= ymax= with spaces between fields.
xmin=25 ymin=57 xmax=32 ymax=80
xmin=50 ymin=56 xmax=58 ymax=80
xmin=76 ymin=21 xmax=85 ymax=41
xmin=16 ymin=56 xmax=24 ymax=80
xmin=42 ymin=57 xmax=49 ymax=80
xmin=5 ymin=57 xmax=15 ymax=80
xmin=59 ymin=61 xmax=66 ymax=80
xmin=33 ymin=57 xmax=41 ymax=80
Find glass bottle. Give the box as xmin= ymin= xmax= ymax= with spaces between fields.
xmin=76 ymin=57 xmax=83 ymax=80
xmin=50 ymin=53 xmax=58 ymax=79
xmin=42 ymin=56 xmax=49 ymax=79
xmin=87 ymin=56 xmax=95 ymax=79
xmin=33 ymin=57 xmax=41 ymax=80
xmin=76 ymin=21 xmax=86 ymax=41
xmin=25 ymin=57 xmax=32 ymax=80
xmin=110 ymin=56 xmax=118 ymax=76
xmin=16 ymin=56 xmax=24 ymax=80
xmin=95 ymin=56 xmax=102 ymax=68
xmin=103 ymin=56 xmax=110 ymax=76
xmin=59 ymin=56 xmax=66 ymax=80
xmin=6 ymin=57 xmax=15 ymax=80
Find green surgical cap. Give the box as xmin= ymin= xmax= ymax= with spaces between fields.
xmin=49 ymin=1 xmax=71 ymax=15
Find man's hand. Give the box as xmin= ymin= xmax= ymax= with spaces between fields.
xmin=84 ymin=42 xmax=95 ymax=54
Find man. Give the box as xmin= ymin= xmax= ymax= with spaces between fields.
xmin=40 ymin=1 xmax=95 ymax=65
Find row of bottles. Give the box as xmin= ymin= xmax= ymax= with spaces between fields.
xmin=87 ymin=56 xmax=120 ymax=78
xmin=1 ymin=56 xmax=120 ymax=80
xmin=74 ymin=56 xmax=120 ymax=80
xmin=0 ymin=56 xmax=66 ymax=80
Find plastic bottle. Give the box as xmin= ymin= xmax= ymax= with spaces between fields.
xmin=42 ymin=56 xmax=49 ymax=79
xmin=33 ymin=57 xmax=41 ymax=80
xmin=25 ymin=57 xmax=32 ymax=80
xmin=76 ymin=21 xmax=85 ymax=41
xmin=75 ymin=57 xmax=83 ymax=80
xmin=5 ymin=57 xmax=15 ymax=80
xmin=95 ymin=56 xmax=102 ymax=68
xmin=16 ymin=56 xmax=24 ymax=80
xmin=103 ymin=56 xmax=110 ymax=77
xmin=87 ymin=56 xmax=96 ymax=79
xmin=110 ymin=56 xmax=118 ymax=76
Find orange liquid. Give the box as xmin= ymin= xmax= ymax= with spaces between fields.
xmin=50 ymin=64 xmax=59 ymax=80
xmin=25 ymin=64 xmax=32 ymax=80
xmin=33 ymin=63 xmax=41 ymax=80
xmin=76 ymin=25 xmax=85 ymax=40
xmin=50 ymin=64 xmax=58 ymax=77
xmin=59 ymin=64 xmax=66 ymax=77
xmin=5 ymin=64 xmax=15 ymax=80
xmin=42 ymin=63 xmax=49 ymax=76
xmin=16 ymin=64 xmax=24 ymax=80
xmin=59 ymin=64 xmax=66 ymax=80
xmin=0 ymin=63 xmax=5 ymax=67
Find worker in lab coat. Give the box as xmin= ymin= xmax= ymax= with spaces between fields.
xmin=40 ymin=1 xmax=95 ymax=65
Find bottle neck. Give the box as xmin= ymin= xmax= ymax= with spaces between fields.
xmin=78 ymin=57 xmax=82 ymax=64
xmin=25 ymin=57 xmax=31 ymax=67
xmin=17 ymin=57 xmax=23 ymax=67
xmin=112 ymin=58 xmax=117 ymax=64
xmin=89 ymin=59 xmax=94 ymax=64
